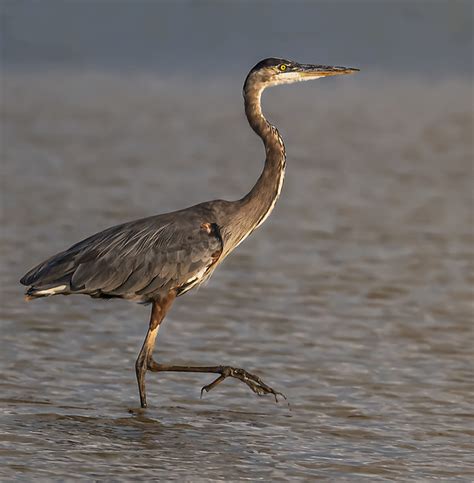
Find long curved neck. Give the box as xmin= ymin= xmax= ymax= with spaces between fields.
xmin=239 ymin=80 xmax=286 ymax=233
xmin=216 ymin=78 xmax=287 ymax=258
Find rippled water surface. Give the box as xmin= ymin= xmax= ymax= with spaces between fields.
xmin=1 ymin=71 xmax=473 ymax=480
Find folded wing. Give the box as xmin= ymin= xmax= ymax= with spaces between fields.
xmin=21 ymin=211 xmax=223 ymax=302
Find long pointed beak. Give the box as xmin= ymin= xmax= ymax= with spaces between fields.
xmin=299 ymin=64 xmax=359 ymax=78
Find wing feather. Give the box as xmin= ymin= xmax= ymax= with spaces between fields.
xmin=21 ymin=207 xmax=223 ymax=301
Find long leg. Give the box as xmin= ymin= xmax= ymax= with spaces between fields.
xmin=135 ymin=291 xmax=285 ymax=408
xmin=147 ymin=361 xmax=286 ymax=402
xmin=135 ymin=292 xmax=176 ymax=408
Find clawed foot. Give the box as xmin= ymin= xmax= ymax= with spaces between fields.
xmin=200 ymin=366 xmax=286 ymax=403
xmin=145 ymin=360 xmax=287 ymax=405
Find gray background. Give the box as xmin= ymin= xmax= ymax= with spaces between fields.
xmin=2 ymin=0 xmax=473 ymax=76
xmin=1 ymin=1 xmax=473 ymax=480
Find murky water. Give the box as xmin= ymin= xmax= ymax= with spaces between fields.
xmin=1 ymin=70 xmax=473 ymax=480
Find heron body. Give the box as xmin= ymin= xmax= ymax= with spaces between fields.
xmin=21 ymin=58 xmax=358 ymax=407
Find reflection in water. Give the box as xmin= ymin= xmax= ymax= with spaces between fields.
xmin=1 ymin=72 xmax=473 ymax=479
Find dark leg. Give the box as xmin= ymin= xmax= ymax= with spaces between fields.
xmin=147 ymin=361 xmax=286 ymax=402
xmin=135 ymin=292 xmax=176 ymax=408
xmin=135 ymin=291 xmax=285 ymax=408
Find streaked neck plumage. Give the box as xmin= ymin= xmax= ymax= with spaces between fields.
xmin=219 ymin=76 xmax=286 ymax=257
xmin=242 ymin=79 xmax=286 ymax=222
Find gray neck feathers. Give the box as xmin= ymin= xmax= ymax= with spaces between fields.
xmin=219 ymin=77 xmax=287 ymax=256
xmin=242 ymin=80 xmax=286 ymax=207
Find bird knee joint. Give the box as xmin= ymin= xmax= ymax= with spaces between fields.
xmin=221 ymin=366 xmax=233 ymax=377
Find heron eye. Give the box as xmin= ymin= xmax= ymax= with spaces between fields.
xmin=279 ymin=64 xmax=287 ymax=71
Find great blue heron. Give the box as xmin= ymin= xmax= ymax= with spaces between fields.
xmin=21 ymin=58 xmax=359 ymax=408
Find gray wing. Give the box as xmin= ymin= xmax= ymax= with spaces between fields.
xmin=21 ymin=209 xmax=223 ymax=301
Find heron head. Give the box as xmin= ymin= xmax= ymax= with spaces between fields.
xmin=244 ymin=57 xmax=359 ymax=91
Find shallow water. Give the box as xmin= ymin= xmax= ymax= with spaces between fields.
xmin=1 ymin=71 xmax=473 ymax=480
